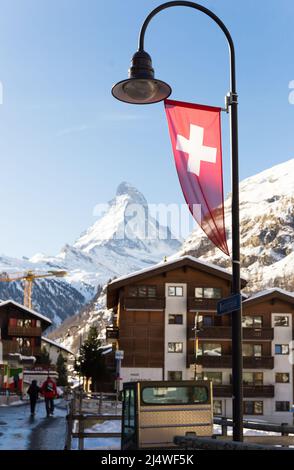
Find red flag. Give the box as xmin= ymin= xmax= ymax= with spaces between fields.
xmin=164 ymin=99 xmax=229 ymax=256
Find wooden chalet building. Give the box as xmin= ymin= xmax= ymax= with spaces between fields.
xmin=0 ymin=299 xmax=52 ymax=360
xmin=107 ymin=256 xmax=294 ymax=424
xmin=0 ymin=300 xmax=53 ymax=396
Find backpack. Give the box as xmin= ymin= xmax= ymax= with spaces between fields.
xmin=45 ymin=381 xmax=54 ymax=393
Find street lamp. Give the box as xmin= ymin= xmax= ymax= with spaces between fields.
xmin=112 ymin=1 xmax=243 ymax=441
xmin=112 ymin=50 xmax=171 ymax=104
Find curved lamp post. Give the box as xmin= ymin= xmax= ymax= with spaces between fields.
xmin=112 ymin=1 xmax=243 ymax=441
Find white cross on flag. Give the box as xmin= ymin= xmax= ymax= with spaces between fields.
xmin=164 ymin=99 xmax=229 ymax=256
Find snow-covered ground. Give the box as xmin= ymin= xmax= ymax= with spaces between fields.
xmin=72 ymin=419 xmax=121 ymax=450
xmin=70 ymin=418 xmax=292 ymax=450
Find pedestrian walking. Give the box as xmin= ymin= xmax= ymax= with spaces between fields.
xmin=27 ymin=380 xmax=40 ymax=416
xmin=40 ymin=376 xmax=57 ymax=417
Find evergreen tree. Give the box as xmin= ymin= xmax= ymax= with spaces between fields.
xmin=74 ymin=327 xmax=109 ymax=392
xmin=56 ymin=352 xmax=68 ymax=386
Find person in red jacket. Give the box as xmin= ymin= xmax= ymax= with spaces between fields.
xmin=41 ymin=376 xmax=57 ymax=417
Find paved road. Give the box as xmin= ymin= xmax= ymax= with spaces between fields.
xmin=0 ymin=400 xmax=67 ymax=450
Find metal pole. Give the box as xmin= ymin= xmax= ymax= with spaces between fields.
xmin=229 ymin=91 xmax=243 ymax=441
xmin=137 ymin=1 xmax=243 ymax=441
xmin=193 ymin=312 xmax=199 ymax=380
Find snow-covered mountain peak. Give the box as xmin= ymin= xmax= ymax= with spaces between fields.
xmin=115 ymin=181 xmax=147 ymax=205
xmin=0 ymin=182 xmax=181 ymax=326
xmin=240 ymin=158 xmax=294 ymax=193
xmin=73 ymin=181 xmax=179 ymax=257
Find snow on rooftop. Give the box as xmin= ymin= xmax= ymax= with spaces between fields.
xmin=8 ymin=353 xmax=36 ymax=363
xmin=0 ymin=299 xmax=52 ymax=324
xmin=41 ymin=336 xmax=74 ymax=355
xmin=108 ymin=255 xmax=246 ymax=286
xmin=244 ymin=287 xmax=294 ymax=303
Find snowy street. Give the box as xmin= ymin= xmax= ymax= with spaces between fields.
xmin=0 ymin=400 xmax=67 ymax=450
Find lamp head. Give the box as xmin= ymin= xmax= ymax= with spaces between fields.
xmin=112 ymin=50 xmax=172 ymax=104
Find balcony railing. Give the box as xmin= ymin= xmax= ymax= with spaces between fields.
xmin=243 ymin=328 xmax=274 ymax=340
xmin=8 ymin=326 xmax=42 ymax=337
xmin=197 ymin=327 xmax=231 ymax=339
xmin=192 ymin=327 xmax=274 ymax=340
xmin=213 ymin=384 xmax=275 ymax=398
xmin=243 ymin=356 xmax=274 ymax=369
xmin=187 ymin=297 xmax=218 ymax=310
xmin=188 ymin=355 xmax=274 ymax=369
xmin=2 ymin=340 xmax=41 ymax=357
xmin=188 ymin=355 xmax=232 ymax=368
xmin=123 ymin=296 xmax=165 ymax=310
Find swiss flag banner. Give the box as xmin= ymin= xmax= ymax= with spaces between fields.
xmin=164 ymin=99 xmax=229 ymax=256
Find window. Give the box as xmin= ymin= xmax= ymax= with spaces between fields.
xmin=129 ymin=286 xmax=138 ymax=297
xmin=275 ymin=373 xmax=290 ymax=384
xmin=274 ymin=316 xmax=289 ymax=327
xmin=123 ymin=388 xmax=136 ymax=441
xmin=198 ymin=315 xmax=213 ymax=328
xmin=242 ymin=316 xmax=263 ymax=328
xmin=147 ymin=286 xmax=157 ymax=297
xmin=243 ymin=372 xmax=263 ymax=385
xmin=195 ymin=287 xmax=222 ymax=299
xmin=23 ymin=319 xmax=32 ymax=328
xmin=168 ymin=342 xmax=183 ymax=353
xmin=201 ymin=371 xmax=222 ymax=385
xmin=168 ymin=286 xmax=183 ymax=297
xmin=138 ymin=286 xmax=147 ymax=297
xmin=213 ymin=400 xmax=222 ymax=415
xmin=198 ymin=343 xmax=222 ymax=357
xmin=141 ymin=385 xmax=208 ymax=405
xmin=168 ymin=314 xmax=183 ymax=325
xmin=275 ymin=344 xmax=289 ymax=355
xmin=276 ymin=401 xmax=290 ymax=412
xmin=242 ymin=344 xmax=262 ymax=357
xmin=243 ymin=401 xmax=263 ymax=415
xmin=15 ymin=337 xmax=31 ymax=347
xmin=128 ymin=285 xmax=157 ymax=298
xmin=167 ymin=371 xmax=183 ymax=381
xmin=36 ymin=320 xmax=41 ymax=328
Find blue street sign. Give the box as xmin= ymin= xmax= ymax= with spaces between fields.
xmin=217 ymin=294 xmax=242 ymax=315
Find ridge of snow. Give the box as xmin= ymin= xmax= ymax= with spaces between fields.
xmin=244 ymin=287 xmax=294 ymax=302
xmin=0 ymin=299 xmax=52 ymax=324
xmin=109 ymin=254 xmax=246 ymax=286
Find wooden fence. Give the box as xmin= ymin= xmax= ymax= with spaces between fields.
xmin=65 ymin=393 xmax=294 ymax=450
xmin=65 ymin=391 xmax=122 ymax=450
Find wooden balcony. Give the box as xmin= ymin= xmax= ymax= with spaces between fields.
xmin=188 ymin=355 xmax=274 ymax=369
xmin=243 ymin=356 xmax=274 ymax=369
xmin=123 ymin=296 xmax=165 ymax=310
xmin=8 ymin=326 xmax=42 ymax=337
xmin=188 ymin=355 xmax=232 ymax=368
xmin=213 ymin=384 xmax=275 ymax=398
xmin=187 ymin=297 xmax=218 ymax=311
xmin=2 ymin=340 xmax=41 ymax=357
xmin=197 ymin=327 xmax=231 ymax=339
xmin=193 ymin=327 xmax=274 ymax=340
xmin=243 ymin=328 xmax=274 ymax=340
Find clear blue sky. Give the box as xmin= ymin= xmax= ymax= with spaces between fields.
xmin=0 ymin=0 xmax=293 ymax=257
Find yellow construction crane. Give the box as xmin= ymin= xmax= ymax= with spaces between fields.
xmin=0 ymin=270 xmax=67 ymax=309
